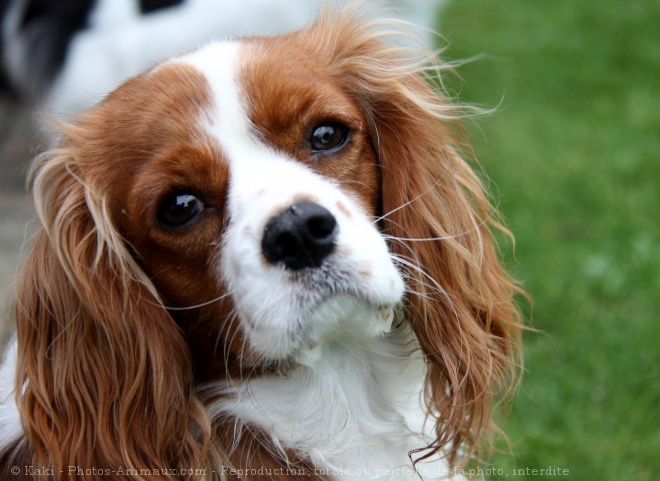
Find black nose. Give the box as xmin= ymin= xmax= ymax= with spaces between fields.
xmin=261 ymin=201 xmax=338 ymax=271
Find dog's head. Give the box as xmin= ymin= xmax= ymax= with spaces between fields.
xmin=12 ymin=7 xmax=522 ymax=477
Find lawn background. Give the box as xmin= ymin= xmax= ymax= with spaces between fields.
xmin=437 ymin=1 xmax=659 ymax=479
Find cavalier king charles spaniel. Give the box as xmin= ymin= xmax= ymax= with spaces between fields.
xmin=0 ymin=6 xmax=522 ymax=480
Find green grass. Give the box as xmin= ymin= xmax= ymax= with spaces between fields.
xmin=438 ymin=1 xmax=660 ymax=479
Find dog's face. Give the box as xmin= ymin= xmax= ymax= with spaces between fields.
xmin=95 ymin=40 xmax=404 ymax=375
xmin=14 ymin=12 xmax=522 ymax=472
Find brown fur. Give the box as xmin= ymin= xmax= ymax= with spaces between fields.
xmin=2 ymin=6 xmax=523 ymax=480
xmin=258 ymin=9 xmax=524 ymax=465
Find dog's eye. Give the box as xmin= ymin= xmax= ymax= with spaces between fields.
xmin=157 ymin=193 xmax=204 ymax=227
xmin=310 ymin=124 xmax=348 ymax=153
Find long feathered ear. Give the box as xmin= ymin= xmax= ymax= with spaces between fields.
xmin=309 ymin=10 xmax=524 ymax=467
xmin=13 ymin=137 xmax=209 ymax=479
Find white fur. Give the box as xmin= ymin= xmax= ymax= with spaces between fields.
xmin=0 ymin=339 xmax=22 ymax=449
xmin=0 ymin=27 xmax=466 ymax=479
xmin=48 ymin=0 xmax=318 ymax=114
xmin=183 ymin=42 xmax=404 ymax=361
xmin=183 ymin=42 xmax=464 ymax=479
xmin=4 ymin=0 xmax=443 ymax=115
xmin=204 ymin=331 xmax=461 ymax=480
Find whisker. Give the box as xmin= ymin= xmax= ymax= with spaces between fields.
xmin=389 ymin=253 xmax=472 ymax=369
xmin=372 ymin=148 xmax=452 ymax=225
xmin=157 ymin=291 xmax=234 ymax=311
xmin=389 ymin=253 xmax=461 ymax=324
xmin=390 ymin=256 xmax=440 ymax=299
xmin=374 ymin=186 xmax=429 ymax=224
xmin=379 ymin=208 xmax=494 ymax=244
xmin=216 ymin=308 xmax=239 ymax=364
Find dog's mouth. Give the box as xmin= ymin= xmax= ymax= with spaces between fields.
xmin=257 ymin=301 xmax=402 ymax=376
xmin=238 ymin=280 xmax=403 ymax=363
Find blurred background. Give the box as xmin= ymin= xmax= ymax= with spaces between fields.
xmin=0 ymin=82 xmax=34 ymax=348
xmin=0 ymin=0 xmax=658 ymax=479
xmin=439 ymin=1 xmax=659 ymax=479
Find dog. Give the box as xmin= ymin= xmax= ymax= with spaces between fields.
xmin=0 ymin=5 xmax=522 ymax=480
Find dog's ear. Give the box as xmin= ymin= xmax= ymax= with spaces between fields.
xmin=13 ymin=138 xmax=209 ymax=477
xmin=312 ymin=11 xmax=524 ymax=467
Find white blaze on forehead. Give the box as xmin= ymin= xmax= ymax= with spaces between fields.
xmin=181 ymin=41 xmax=253 ymax=158
xmin=180 ymin=41 xmax=324 ymax=210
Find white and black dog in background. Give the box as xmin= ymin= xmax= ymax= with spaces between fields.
xmin=0 ymin=0 xmax=441 ymax=116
